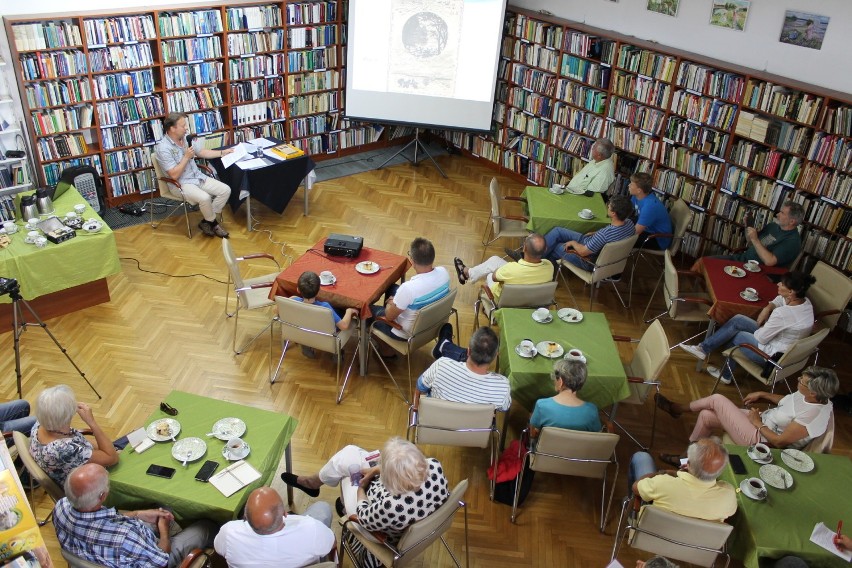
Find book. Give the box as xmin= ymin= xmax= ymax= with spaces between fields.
xmin=0 ymin=469 xmax=46 ymax=563
xmin=266 ymin=143 xmax=305 ymax=160
xmin=209 ymin=460 xmax=261 ymax=497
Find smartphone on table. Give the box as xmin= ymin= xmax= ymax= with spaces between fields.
xmin=195 ymin=460 xmax=220 ymax=482
xmin=146 ymin=464 xmax=176 ymax=479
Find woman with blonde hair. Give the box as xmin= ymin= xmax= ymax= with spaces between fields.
xmin=30 ymin=385 xmax=118 ymax=486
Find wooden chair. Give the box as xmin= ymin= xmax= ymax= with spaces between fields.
xmin=473 ymin=280 xmax=557 ymax=328
xmin=557 ymin=234 xmax=639 ymax=311
xmin=482 ymin=178 xmax=528 ymax=260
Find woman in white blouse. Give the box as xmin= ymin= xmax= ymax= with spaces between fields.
xmin=656 ymin=366 xmax=838 ymax=451
xmin=678 ymin=271 xmax=816 ymax=384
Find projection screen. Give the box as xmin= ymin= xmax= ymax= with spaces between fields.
xmin=344 ymin=0 xmax=508 ymax=133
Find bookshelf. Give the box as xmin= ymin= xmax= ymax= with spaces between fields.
xmin=3 ymin=1 xmax=388 ymax=208
xmin=434 ymin=8 xmax=852 ymax=275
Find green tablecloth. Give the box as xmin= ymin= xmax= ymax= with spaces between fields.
xmin=522 ymin=186 xmax=609 ymax=236
xmin=720 ymin=445 xmax=852 ymax=568
xmin=0 ymin=187 xmax=120 ymax=302
xmin=106 ymin=391 xmax=297 ymax=524
xmin=495 ymin=308 xmax=629 ymax=412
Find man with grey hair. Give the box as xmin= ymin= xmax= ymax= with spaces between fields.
xmin=214 ymin=486 xmax=335 ymax=567
xmin=53 ymin=463 xmax=215 ymax=567
xmin=416 ymin=326 xmax=511 ymax=411
xmin=627 ymin=438 xmax=736 ymax=522
xmin=563 ymin=137 xmax=616 ymax=194
xmin=721 ymin=200 xmax=803 ymax=268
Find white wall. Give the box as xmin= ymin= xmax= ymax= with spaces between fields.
xmin=512 ymin=0 xmax=850 ymax=94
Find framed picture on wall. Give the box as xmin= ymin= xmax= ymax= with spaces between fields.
xmin=709 ymin=0 xmax=750 ymax=31
xmin=779 ymin=10 xmax=829 ymax=50
xmin=646 ymin=0 xmax=679 ymax=17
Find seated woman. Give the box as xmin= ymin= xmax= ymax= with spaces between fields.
xmin=29 ymin=385 xmax=118 ymax=486
xmin=281 ymin=437 xmax=449 ymax=567
xmin=656 ymin=366 xmax=838 ymax=454
xmin=530 ymin=359 xmax=601 ymax=437
xmin=678 ymin=271 xmax=816 ymax=384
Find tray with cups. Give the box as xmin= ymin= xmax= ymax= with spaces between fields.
xmin=578 ymin=208 xmax=594 ymax=220
xmin=319 ymin=270 xmax=336 ymax=286
xmin=724 ymin=265 xmax=746 ymax=278
xmin=740 ymin=287 xmax=759 ymax=302
xmin=739 ymin=477 xmax=767 ymax=501
xmin=557 ymin=308 xmax=583 ymax=323
xmin=531 ymin=308 xmax=552 ymax=323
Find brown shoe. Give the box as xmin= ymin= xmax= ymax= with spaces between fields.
xmin=211 ymin=223 xmax=229 ymax=238
xmin=654 ymin=393 xmax=682 ymax=419
xmin=658 ymin=453 xmax=684 ymax=468
xmin=197 ymin=220 xmax=215 ymax=237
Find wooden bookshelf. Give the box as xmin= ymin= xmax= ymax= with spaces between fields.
xmin=433 ymin=7 xmax=852 ymax=275
xmin=3 ymin=1 xmax=390 ymax=208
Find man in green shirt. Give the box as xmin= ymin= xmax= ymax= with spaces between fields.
xmin=565 ymin=138 xmax=616 ymax=194
xmin=728 ymin=201 xmax=804 ymax=268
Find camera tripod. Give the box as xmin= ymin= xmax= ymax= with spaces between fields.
xmin=7 ymin=283 xmax=100 ymax=400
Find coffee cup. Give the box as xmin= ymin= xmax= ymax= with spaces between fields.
xmin=34 ymin=236 xmax=47 ymax=248
xmin=74 ymin=204 xmax=86 ymax=214
xmin=518 ymin=340 xmax=534 ymax=356
xmin=25 ymin=230 xmax=39 ymax=244
xmin=747 ymin=477 xmax=766 ymax=497
xmin=26 ymin=217 xmax=39 ymax=230
xmin=227 ymin=438 xmax=244 ymax=454
xmin=745 ymin=260 xmax=759 ymax=271
xmin=566 ymin=349 xmax=585 ymax=361
xmin=320 ymin=270 xmax=335 ymax=284
xmin=753 ymin=442 xmax=770 ymax=458
xmin=580 ymin=208 xmax=593 ymax=217
xmin=2 ymin=221 xmax=16 ymax=234
xmin=743 ymin=287 xmax=757 ymax=299
xmin=534 ymin=307 xmax=550 ymax=321
xmin=65 ymin=211 xmax=78 ymax=220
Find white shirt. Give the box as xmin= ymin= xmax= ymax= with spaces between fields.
xmin=761 ymin=391 xmax=832 ymax=449
xmin=418 ymin=358 xmax=511 ymax=411
xmin=214 ymin=515 xmax=334 ymax=568
xmin=566 ymin=157 xmax=615 ymax=193
xmin=390 ymin=267 xmax=450 ymax=338
xmin=753 ymin=295 xmax=813 ymax=354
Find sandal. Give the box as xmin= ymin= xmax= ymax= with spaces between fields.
xmin=453 ymin=257 xmax=468 ymax=285
xmin=658 ymin=453 xmax=684 ymax=468
xmin=654 ymin=393 xmax=682 ymax=419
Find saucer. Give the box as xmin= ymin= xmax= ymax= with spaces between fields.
xmin=724 ymin=265 xmax=746 ymax=278
xmin=744 ymin=263 xmax=761 ymax=272
xmin=780 ymin=449 xmax=814 ymax=473
xmin=515 ymin=341 xmax=537 ymax=358
xmin=549 ymin=185 xmax=565 ymax=195
xmin=536 ymin=341 xmax=564 ymax=358
xmin=173 ymin=437 xmax=207 ymax=462
xmin=739 ymin=479 xmax=766 ymax=501
xmin=320 ymin=276 xmax=336 ymax=286
xmin=355 ymin=261 xmax=380 ymax=274
xmin=531 ymin=311 xmax=552 ymax=323
xmin=557 ymin=308 xmax=583 ymax=323
xmin=223 ymin=440 xmax=251 ymax=461
xmin=739 ymin=291 xmax=759 ymax=302
xmin=211 ymin=417 xmax=247 ymax=441
xmin=578 ymin=211 xmax=594 ymax=220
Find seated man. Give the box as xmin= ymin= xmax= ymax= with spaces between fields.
xmin=416 ymin=326 xmax=511 ymax=411
xmin=453 ymin=233 xmax=552 ymax=294
xmin=370 ymin=237 xmax=450 ymax=356
xmin=155 ymin=112 xmax=234 ymax=238
xmin=628 ymin=172 xmax=672 ymax=250
xmin=53 ymin=463 xmax=216 ymax=568
xmin=543 ymin=195 xmax=636 ymax=270
xmin=214 ymin=487 xmax=335 ymax=568
xmin=627 ymin=438 xmax=736 ymax=522
xmin=718 ymin=200 xmax=803 ymax=268
xmin=564 ymin=138 xmax=616 ymax=194
xmin=292 ymin=271 xmax=358 ymax=358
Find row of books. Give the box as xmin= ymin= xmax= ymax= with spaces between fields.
xmin=89 ymin=44 xmax=154 ymax=72
xmin=802 ymin=231 xmax=852 ymax=270
xmin=564 ymin=32 xmax=611 ymax=63
xmin=226 ymin=32 xmax=275 ymax=56
xmin=105 ymin=146 xmax=153 ymax=174
xmin=796 ymin=163 xmax=850 ymax=202
xmin=92 ymin=69 xmax=155 ymax=100
xmin=287 ymin=25 xmax=338 ymax=50
xmin=231 ymin=102 xmax=270 ymax=126
xmin=37 ymin=132 xmax=89 ymax=160
xmin=161 ymin=37 xmax=222 ymax=63
xmin=25 ymin=78 xmax=92 ymax=109
xmin=514 ymin=14 xmax=562 ymax=49
xmin=821 ymin=106 xmax=852 ymax=137
xmin=287 ymin=69 xmax=338 ymax=95
xmin=166 ymin=86 xmax=224 ymax=112
xmin=0 ymin=196 xmax=19 ymax=222
xmin=228 ymin=55 xmax=281 ymax=80
xmin=339 ymin=124 xmax=383 ymax=150
xmin=96 ymin=95 xmax=164 ymax=125
xmin=288 ymin=113 xmax=338 ymax=138
xmin=806 ymin=133 xmax=851 ymax=170
xmin=660 ymin=142 xmax=722 ymax=183
xmin=286 ymin=47 xmax=336 ymax=72
xmin=101 ymin=121 xmax=162 ymax=150
xmin=743 ymin=80 xmax=822 ymax=125
xmin=612 ymin=73 xmax=671 ymax=109
xmin=609 ymin=124 xmax=659 ymax=159
xmin=511 ymin=65 xmax=557 ymax=97
xmin=513 ymin=43 xmax=560 ymax=73
xmin=31 ymin=104 xmax=94 ymax=135
xmin=609 ymin=96 xmax=666 ymax=134
xmin=722 ymin=166 xmax=793 ymax=210
xmin=230 ymin=77 xmax=284 ymax=103
xmin=226 ymin=6 xmax=282 ymax=30
xmin=729 ymin=140 xmax=784 ymax=177
xmin=233 ymin=121 xmax=286 ymax=143
xmin=795 ymin=194 xmax=852 ymax=236
xmin=517 ymin=137 xmax=548 ymax=162
xmin=12 ymin=21 xmax=82 ymax=50
xmin=165 ymin=61 xmax=224 ymax=89
xmin=508 ymin=86 xmax=552 ymax=117
xmin=561 ymin=55 xmax=610 ymax=90
xmin=158 ymin=9 xmax=223 ymax=37
xmin=675 ymin=61 xmax=745 ymax=102
xmin=41 ymin=155 xmax=102 ymax=186
xmin=185 ymin=110 xmax=224 ymax=134
xmin=507 ymin=107 xmax=549 ymax=139
xmin=109 ymin=169 xmax=156 ymax=196
xmin=664 ymin=119 xmax=728 ymax=157
xmin=84 ymin=15 xmax=157 ymax=45
xmin=555 ymin=79 xmax=606 ymax=113
xmin=471 ymin=136 xmax=501 ymax=164
xmin=0 ymin=164 xmax=29 ymax=189
xmin=546 ymin=148 xmax=581 ymax=179
xmin=708 ymin=214 xmax=747 ymax=250
xmin=554 ymin=104 xmax=605 ymax=138
xmin=20 ymin=50 xmax=87 ymax=81
xmin=550 ymin=125 xmax=594 ymax=156
xmin=654 ymin=168 xmax=714 ymax=208
xmin=285 ymin=2 xmax=337 ymax=26
xmin=616 ymin=46 xmax=677 ymax=83
xmin=669 ymin=91 xmax=737 ymax=130
xmin=287 ymin=91 xmax=339 ymax=116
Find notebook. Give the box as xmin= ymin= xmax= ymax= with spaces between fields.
xmin=209 ymin=460 xmax=261 ymax=497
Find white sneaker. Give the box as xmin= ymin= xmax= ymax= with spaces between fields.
xmin=706 ymin=365 xmax=732 ymax=385
xmin=678 ymin=343 xmax=706 ymax=360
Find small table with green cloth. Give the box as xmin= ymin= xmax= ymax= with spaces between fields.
xmin=495 ymin=308 xmax=629 ymax=413
xmin=106 ymin=391 xmax=298 ymax=525
xmin=719 ymin=445 xmax=852 ymax=568
xmin=521 ymin=186 xmax=610 ymax=237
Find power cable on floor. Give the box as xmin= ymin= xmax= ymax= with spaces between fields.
xmin=120 ymin=257 xmax=228 ymax=284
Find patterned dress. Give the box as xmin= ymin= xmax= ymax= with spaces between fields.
xmin=29 ymin=422 xmax=93 ymax=487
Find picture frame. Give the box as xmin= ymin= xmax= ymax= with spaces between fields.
xmin=709 ymin=0 xmax=750 ymax=31
xmin=779 ymin=10 xmax=830 ymax=50
xmin=646 ymin=0 xmax=679 ymax=17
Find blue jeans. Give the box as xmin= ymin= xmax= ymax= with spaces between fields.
xmin=0 ymin=400 xmax=36 ymax=444
xmin=369 ymin=284 xmax=402 ymax=338
xmin=700 ymin=314 xmax=764 ymax=379
xmin=628 ymin=451 xmax=656 ymax=496
xmin=543 ymin=227 xmax=594 ymax=270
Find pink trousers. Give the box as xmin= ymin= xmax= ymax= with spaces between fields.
xmin=689 ymin=394 xmax=765 ymax=445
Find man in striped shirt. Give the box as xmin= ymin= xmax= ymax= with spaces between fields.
xmin=543 ymin=195 xmax=636 ymax=271
xmin=415 ymin=327 xmax=511 ymax=411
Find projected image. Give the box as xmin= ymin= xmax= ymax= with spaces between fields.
xmin=389 ymin=0 xmax=462 ymax=97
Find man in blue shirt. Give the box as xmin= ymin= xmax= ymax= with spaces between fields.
xmin=543 ymin=195 xmax=636 ymax=270
xmin=293 ymin=271 xmax=358 ymax=358
xmin=629 ymin=172 xmax=672 ymax=250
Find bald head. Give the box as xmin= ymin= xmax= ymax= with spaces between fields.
xmin=687 ymin=438 xmax=729 ymax=481
xmin=523 ymin=233 xmax=546 ymax=262
xmin=65 ymin=463 xmax=110 ymax=511
xmin=245 ymin=487 xmax=286 ymax=535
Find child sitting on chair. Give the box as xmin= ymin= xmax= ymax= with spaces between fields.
xmin=293 ymin=271 xmax=358 ymax=358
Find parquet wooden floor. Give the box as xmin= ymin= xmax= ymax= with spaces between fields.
xmin=1 ymin=153 xmax=849 ymax=567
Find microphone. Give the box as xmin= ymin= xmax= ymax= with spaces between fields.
xmin=186 ymin=134 xmax=196 ymax=148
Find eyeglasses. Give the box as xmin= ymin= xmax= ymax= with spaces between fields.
xmin=160 ymin=402 xmax=178 ymax=416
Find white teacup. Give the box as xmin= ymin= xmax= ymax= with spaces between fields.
xmin=34 ymin=236 xmax=47 ymax=248
xmin=746 ymin=477 xmax=766 ymax=498
xmin=74 ymin=204 xmax=86 ymax=214
xmin=25 ymin=230 xmax=39 ymax=244
xmin=565 ymin=349 xmax=586 ymax=363
xmin=752 ymin=442 xmax=771 ymax=459
xmin=320 ymin=270 xmax=335 ymax=284
xmin=2 ymin=221 xmax=16 ymax=234
xmin=518 ymin=340 xmax=535 ymax=356
xmin=26 ymin=218 xmax=39 ymax=230
xmin=534 ymin=307 xmax=550 ymax=320
xmin=745 ymin=260 xmax=759 ymax=271
xmin=580 ymin=208 xmax=593 ymax=217
xmin=743 ymin=287 xmax=758 ymax=300
xmin=65 ymin=211 xmax=78 ymax=220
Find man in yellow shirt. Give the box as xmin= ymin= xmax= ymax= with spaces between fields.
xmin=629 ymin=438 xmax=736 ymax=522
xmin=453 ymin=233 xmax=552 ymax=300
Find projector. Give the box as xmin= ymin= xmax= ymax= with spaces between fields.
xmin=324 ymin=233 xmax=364 ymax=258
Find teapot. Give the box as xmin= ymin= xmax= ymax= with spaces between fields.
xmin=36 ymin=188 xmax=55 ymax=215
xmin=20 ymin=195 xmax=39 ymax=220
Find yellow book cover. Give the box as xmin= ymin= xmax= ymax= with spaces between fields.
xmin=269 ymin=143 xmax=305 ymax=160
xmin=0 ymin=469 xmax=45 ymax=562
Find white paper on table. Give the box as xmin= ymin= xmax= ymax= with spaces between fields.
xmin=221 ymin=144 xmax=247 ymax=168
xmin=209 ymin=460 xmax=261 ymax=497
xmin=249 ymin=137 xmax=276 ymax=148
xmin=810 ymin=522 xmax=852 ymax=561
xmin=236 ymin=157 xmax=269 ymax=170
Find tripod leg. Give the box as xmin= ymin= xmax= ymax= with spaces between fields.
xmin=413 ymin=138 xmax=448 ymax=178
xmin=12 ymin=300 xmax=24 ymax=400
xmin=377 ymin=138 xmax=418 ymax=169
xmin=17 ymin=299 xmax=101 ymax=400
